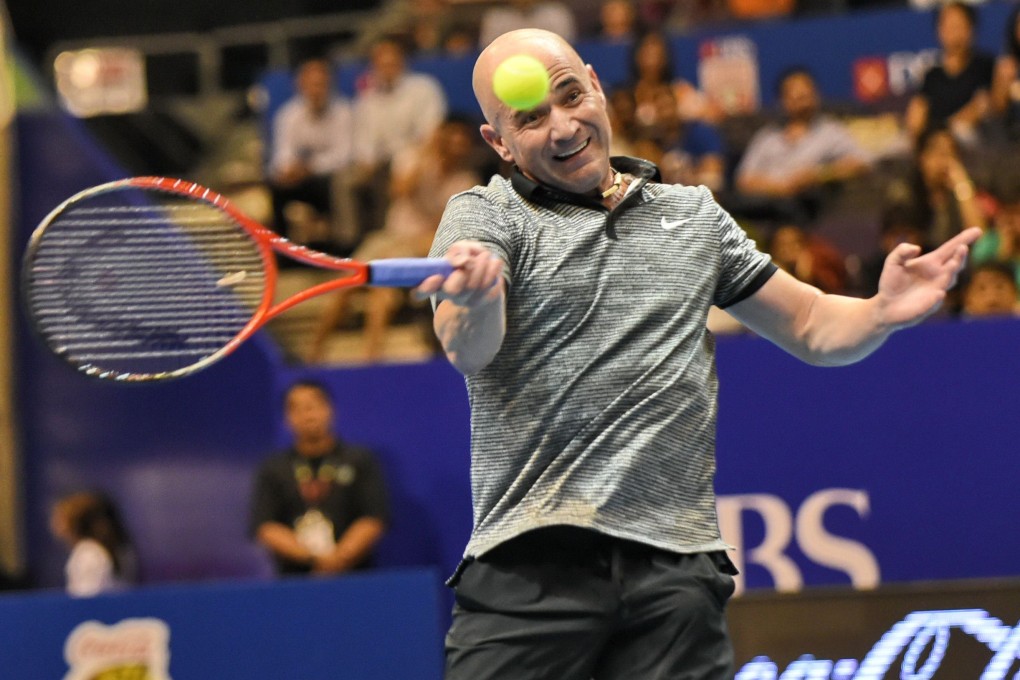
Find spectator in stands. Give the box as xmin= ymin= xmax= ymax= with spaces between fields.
xmin=990 ymin=3 xmax=1020 ymax=141
xmin=905 ymin=2 xmax=996 ymax=147
xmin=597 ymin=0 xmax=638 ymax=43
xmin=638 ymin=87 xmax=727 ymax=191
xmin=402 ymin=0 xmax=457 ymax=54
xmin=479 ymin=0 xmax=577 ymax=47
xmin=971 ymin=176 xmax=1020 ymax=291
xmin=443 ymin=23 xmax=480 ymax=56
xmin=309 ymin=116 xmax=483 ymax=363
xmin=608 ymin=88 xmax=641 ymax=157
xmin=732 ymin=66 xmax=872 ymax=227
xmin=858 ymin=204 xmax=927 ymax=297
xmin=250 ymin=380 xmax=389 ymax=576
xmin=667 ymin=0 xmax=730 ymax=31
xmin=50 ymin=491 xmax=137 ymax=597
xmin=625 ymin=29 xmax=720 ymax=126
xmin=767 ymin=224 xmax=848 ymax=294
xmin=268 ymin=57 xmax=354 ymax=252
xmin=361 ymin=0 xmax=475 ymax=57
xmin=348 ymin=36 xmax=448 ymax=243
xmin=959 ymin=261 xmax=1019 ymax=317
xmin=885 ymin=124 xmax=987 ymax=249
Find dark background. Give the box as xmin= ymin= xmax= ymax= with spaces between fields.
xmin=7 ymin=0 xmax=382 ymax=62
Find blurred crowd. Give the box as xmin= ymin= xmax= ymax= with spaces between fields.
xmin=250 ymin=0 xmax=1020 ymax=363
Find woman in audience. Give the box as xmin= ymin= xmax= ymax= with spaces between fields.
xmin=639 ymin=87 xmax=727 ymax=191
xmin=905 ymin=2 xmax=996 ymax=147
xmin=767 ymin=223 xmax=847 ymax=294
xmin=887 ymin=125 xmax=987 ymax=249
xmin=624 ymin=29 xmax=721 ymax=126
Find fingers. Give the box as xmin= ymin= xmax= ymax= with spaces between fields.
xmin=413 ymin=241 xmax=503 ymax=306
xmin=444 ymin=255 xmax=502 ymax=305
xmin=887 ymin=242 xmax=922 ymax=267
xmin=412 ymin=274 xmax=446 ymax=299
xmin=944 ymin=244 xmax=969 ymax=288
xmin=900 ymin=227 xmax=981 ymax=274
xmin=932 ymin=227 xmax=982 ymax=264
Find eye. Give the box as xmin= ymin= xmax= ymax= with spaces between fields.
xmin=518 ymin=110 xmax=543 ymax=127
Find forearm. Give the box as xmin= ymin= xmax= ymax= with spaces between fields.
xmin=733 ymin=233 xmax=976 ymax=367
xmin=730 ymin=271 xmax=893 ymax=367
xmin=823 ymin=157 xmax=869 ymax=183
xmin=321 ymin=517 xmax=386 ymax=571
xmin=953 ymin=181 xmax=987 ymax=230
xmin=433 ymin=280 xmax=506 ymax=375
xmin=991 ymin=59 xmax=1016 ymax=113
xmin=905 ymin=96 xmax=928 ymax=139
xmin=736 ymin=173 xmax=790 ymax=197
xmin=795 ymin=293 xmax=892 ymax=367
xmin=256 ymin=522 xmax=314 ymax=565
xmin=949 ymin=93 xmax=988 ymax=128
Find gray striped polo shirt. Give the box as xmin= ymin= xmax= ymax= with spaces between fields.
xmin=430 ymin=157 xmax=776 ymax=564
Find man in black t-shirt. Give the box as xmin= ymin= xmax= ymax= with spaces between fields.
xmin=249 ymin=380 xmax=389 ymax=575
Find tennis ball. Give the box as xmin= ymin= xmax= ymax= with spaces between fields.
xmin=492 ymin=55 xmax=550 ymax=110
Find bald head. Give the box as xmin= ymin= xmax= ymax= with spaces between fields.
xmin=473 ymin=29 xmax=587 ymax=127
xmin=471 ymin=29 xmax=614 ymax=197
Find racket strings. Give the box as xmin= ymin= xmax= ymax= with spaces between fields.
xmin=26 ymin=192 xmax=268 ymax=379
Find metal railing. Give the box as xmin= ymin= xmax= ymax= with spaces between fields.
xmin=44 ymin=9 xmax=378 ymax=98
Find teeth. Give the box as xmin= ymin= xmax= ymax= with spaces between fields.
xmin=555 ymin=139 xmax=589 ymax=159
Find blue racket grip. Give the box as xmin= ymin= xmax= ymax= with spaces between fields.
xmin=368 ymin=258 xmax=454 ymax=287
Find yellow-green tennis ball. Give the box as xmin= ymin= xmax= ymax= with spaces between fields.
xmin=492 ymin=55 xmax=550 ymax=110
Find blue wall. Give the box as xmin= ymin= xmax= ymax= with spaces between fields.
xmin=0 ymin=569 xmax=444 ymax=679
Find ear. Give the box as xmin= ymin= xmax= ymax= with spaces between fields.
xmin=480 ymin=123 xmax=514 ymax=164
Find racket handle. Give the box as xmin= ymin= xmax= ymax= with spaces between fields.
xmin=368 ymin=258 xmax=454 ymax=287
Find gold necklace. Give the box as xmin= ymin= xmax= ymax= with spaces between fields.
xmin=601 ymin=170 xmax=623 ymax=198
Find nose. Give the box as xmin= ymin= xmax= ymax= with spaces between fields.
xmin=547 ymin=105 xmax=580 ymax=144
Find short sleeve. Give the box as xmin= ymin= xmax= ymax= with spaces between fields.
xmin=705 ymin=187 xmax=776 ymax=307
xmin=429 ymin=188 xmax=519 ymax=288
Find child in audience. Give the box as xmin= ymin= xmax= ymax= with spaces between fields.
xmin=959 ymin=262 xmax=1019 ymax=317
xmin=50 ymin=491 xmax=137 ymax=597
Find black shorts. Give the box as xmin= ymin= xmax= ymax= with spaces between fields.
xmin=445 ymin=526 xmax=737 ymax=680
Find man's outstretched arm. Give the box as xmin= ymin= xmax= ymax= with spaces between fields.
xmin=728 ymin=228 xmax=981 ymax=367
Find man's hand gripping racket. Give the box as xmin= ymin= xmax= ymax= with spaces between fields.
xmin=22 ymin=177 xmax=454 ymax=382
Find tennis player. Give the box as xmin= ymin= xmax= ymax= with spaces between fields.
xmin=416 ymin=29 xmax=980 ymax=679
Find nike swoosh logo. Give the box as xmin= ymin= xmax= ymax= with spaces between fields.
xmin=661 ymin=217 xmax=691 ymax=230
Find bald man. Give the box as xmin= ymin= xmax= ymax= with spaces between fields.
xmin=416 ymin=29 xmax=979 ymax=679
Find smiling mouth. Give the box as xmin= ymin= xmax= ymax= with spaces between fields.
xmin=553 ymin=138 xmax=590 ymax=161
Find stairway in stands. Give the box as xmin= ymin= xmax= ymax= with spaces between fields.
xmin=263 ymin=269 xmax=440 ymax=367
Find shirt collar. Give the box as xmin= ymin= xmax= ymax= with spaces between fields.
xmin=509 ymin=156 xmax=661 ymax=209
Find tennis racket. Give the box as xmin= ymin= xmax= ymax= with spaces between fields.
xmin=22 ymin=176 xmax=453 ymax=382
